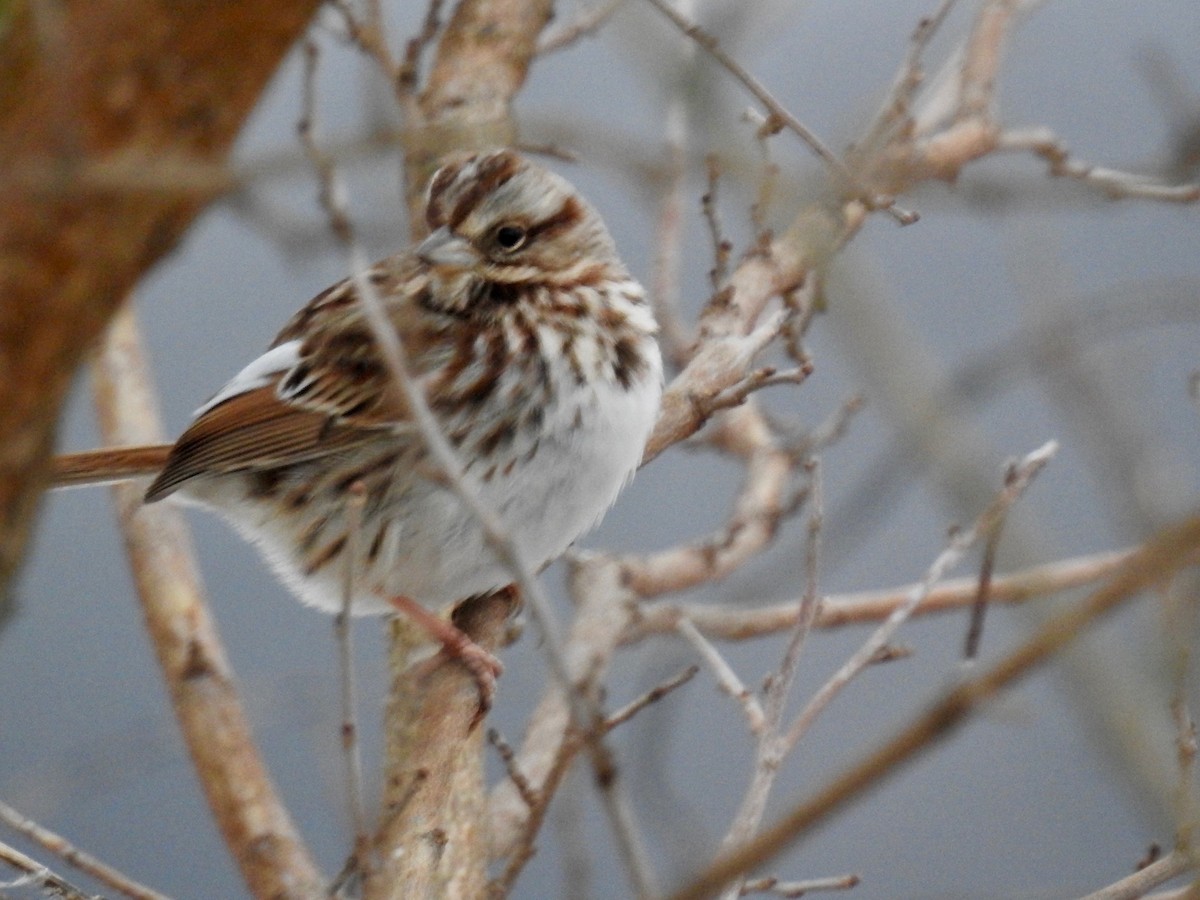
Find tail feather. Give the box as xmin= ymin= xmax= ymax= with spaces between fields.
xmin=52 ymin=445 xmax=172 ymax=490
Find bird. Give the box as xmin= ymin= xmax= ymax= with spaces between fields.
xmin=52 ymin=149 xmax=664 ymax=711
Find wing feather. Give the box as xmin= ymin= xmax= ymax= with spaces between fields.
xmin=147 ymin=252 xmax=447 ymax=502
xmin=268 ymin=256 xmax=443 ymax=427
xmin=145 ymin=385 xmax=386 ymax=501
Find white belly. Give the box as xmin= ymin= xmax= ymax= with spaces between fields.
xmin=183 ymin=348 xmax=662 ymax=615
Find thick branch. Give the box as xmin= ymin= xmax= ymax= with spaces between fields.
xmin=371 ymin=0 xmax=557 ymax=893
xmin=0 ymin=0 xmax=321 ymax=597
xmin=402 ymin=0 xmax=555 ymax=225
xmin=92 ymin=306 xmax=323 ymax=899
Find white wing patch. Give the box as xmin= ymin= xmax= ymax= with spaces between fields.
xmin=194 ymin=341 xmax=303 ymax=417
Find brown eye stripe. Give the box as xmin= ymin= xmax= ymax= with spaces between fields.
xmin=523 ymin=196 xmax=584 ymax=244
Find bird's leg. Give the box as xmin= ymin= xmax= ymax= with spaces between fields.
xmin=388 ymin=594 xmax=504 ymax=727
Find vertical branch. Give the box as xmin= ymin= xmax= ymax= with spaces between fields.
xmin=650 ymin=0 xmax=700 ymax=368
xmin=368 ymin=592 xmax=519 ymax=900
xmin=714 ymin=459 xmax=822 ymax=900
xmin=402 ymin=0 xmax=555 ymax=227
xmin=298 ymin=34 xmax=527 ymax=898
xmin=334 ymin=2 xmax=589 ymax=896
xmin=91 ymin=304 xmax=324 ymax=899
xmin=334 ymin=483 xmax=370 ymax=884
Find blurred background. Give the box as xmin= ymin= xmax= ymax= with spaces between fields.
xmin=4 ymin=0 xmax=1200 ymax=897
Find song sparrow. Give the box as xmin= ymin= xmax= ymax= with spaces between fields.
xmin=55 ymin=149 xmax=663 ymax=705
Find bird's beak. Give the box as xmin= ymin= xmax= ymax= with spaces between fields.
xmin=416 ymin=227 xmax=481 ymax=270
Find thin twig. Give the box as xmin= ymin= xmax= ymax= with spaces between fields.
xmin=963 ymin=474 xmax=1006 ymax=659
xmin=745 ymin=111 xmax=781 ymax=241
xmin=0 ymin=800 xmax=168 ymax=900
xmin=398 ymin=0 xmax=444 ymax=101
xmin=997 ymin=127 xmax=1200 ymax=203
xmin=336 ymin=482 xmax=371 ymax=882
xmin=779 ymin=393 xmax=864 ymax=462
xmin=604 ymin=666 xmax=700 ymax=732
xmin=739 ymin=872 xmax=860 ymax=897
xmin=702 ymin=155 xmax=732 ymax=291
xmin=651 ymin=43 xmax=699 ymax=370
xmin=537 ymin=0 xmax=626 ymax=54
xmin=767 ymin=457 xmax=823 ymax=719
xmin=0 ymin=838 xmax=94 ymax=900
xmin=702 ymin=364 xmax=813 ymax=423
xmin=668 ymin=512 xmax=1200 ymax=900
xmin=867 ymin=0 xmax=960 ymax=142
xmin=1163 ymin=569 xmax=1200 ymax=858
xmin=487 ymin=729 xmax=539 ymax=811
xmin=781 ymin=441 xmax=1057 ymax=757
xmin=487 ymin=560 xmax=638 ymax=879
xmin=1174 ymin=693 xmax=1198 ymax=851
xmin=488 ymin=728 xmax=587 ymax=897
xmin=714 ymin=460 xmax=823 ymax=900
xmin=640 ymin=0 xmax=913 ymax=223
xmin=678 ymin=619 xmax=765 ymax=733
xmin=330 ymin=0 xmax=400 ymax=83
xmin=1080 ymin=849 xmax=1194 ymax=900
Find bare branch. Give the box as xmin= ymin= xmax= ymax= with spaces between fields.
xmin=668 ymin=512 xmax=1200 ymax=900
xmin=739 ymin=873 xmax=861 ymax=897
xmin=650 ymin=47 xmax=699 ymax=371
xmin=998 ymin=127 xmax=1200 ymax=202
xmin=489 ymin=663 xmax=693 ymax=895
xmin=537 ymin=0 xmax=625 ymax=54
xmin=677 ymin=619 xmax=766 ymax=733
xmin=487 ymin=726 xmax=580 ymax=896
xmin=713 ymin=460 xmax=825 ymax=900
xmin=0 ymin=799 xmax=169 ymax=900
xmin=1079 ymin=850 xmax=1194 ymax=900
xmin=330 ymin=0 xmax=401 ymax=84
xmin=625 ymin=545 xmax=1140 ymax=645
xmin=646 ymin=197 xmax=867 ymax=463
xmin=854 ymin=0 xmax=1200 ymax=207
xmin=964 ymin=468 xmax=1007 ymax=659
xmin=702 ymin=156 xmax=733 ymax=291
xmin=487 ymin=729 xmax=539 ymax=811
xmin=399 ymin=0 xmax=445 ymax=104
xmin=0 ymin=838 xmax=93 ymax=900
xmin=91 ymin=307 xmax=324 ymax=897
xmin=639 ymin=0 xmax=913 ymax=222
xmin=604 ymin=666 xmax=700 ymax=732
xmin=335 ymin=482 xmax=371 ymax=883
xmin=780 ymin=441 xmax=1057 ymax=755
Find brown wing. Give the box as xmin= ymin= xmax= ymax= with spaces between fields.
xmin=146 ymin=253 xmax=448 ymax=502
xmin=269 ymin=254 xmax=452 ymax=427
xmin=144 ymin=384 xmax=384 ymax=501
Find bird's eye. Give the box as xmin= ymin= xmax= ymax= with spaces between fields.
xmin=494 ymin=224 xmax=527 ymax=252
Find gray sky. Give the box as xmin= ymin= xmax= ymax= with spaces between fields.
xmin=6 ymin=2 xmax=1200 ymax=897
